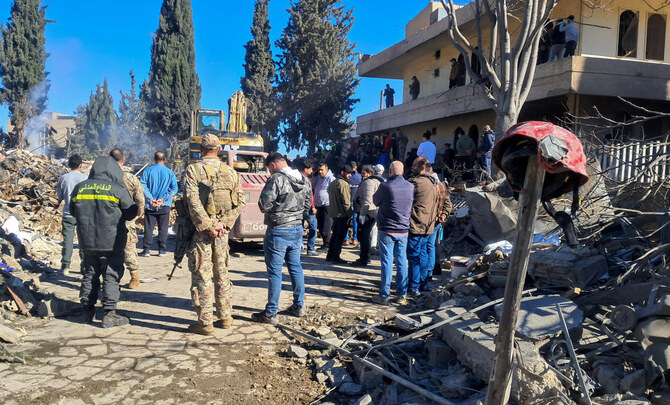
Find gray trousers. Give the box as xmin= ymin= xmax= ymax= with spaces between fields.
xmin=61 ymin=216 xmax=83 ymax=270
xmin=80 ymin=252 xmax=125 ymax=310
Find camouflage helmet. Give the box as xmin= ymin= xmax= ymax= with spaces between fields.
xmin=201 ymin=133 xmax=220 ymax=150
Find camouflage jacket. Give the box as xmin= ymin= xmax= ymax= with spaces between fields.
xmin=122 ymin=167 xmax=145 ymax=220
xmin=259 ymin=167 xmax=311 ymax=228
xmin=183 ymin=157 xmax=245 ymax=234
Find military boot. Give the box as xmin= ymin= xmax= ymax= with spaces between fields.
xmin=214 ymin=317 xmax=234 ymax=329
xmin=128 ymin=271 xmax=140 ymax=289
xmin=188 ymin=322 xmax=214 ymax=335
xmin=102 ymin=310 xmax=129 ymax=328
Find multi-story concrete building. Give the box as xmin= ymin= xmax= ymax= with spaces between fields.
xmin=356 ymin=0 xmax=670 ymax=156
xmin=6 ymin=112 xmax=75 ymax=155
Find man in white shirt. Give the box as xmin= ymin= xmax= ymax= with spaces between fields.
xmin=417 ymin=131 xmax=437 ymax=164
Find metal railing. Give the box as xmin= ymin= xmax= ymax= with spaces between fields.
xmin=589 ymin=140 xmax=670 ymax=184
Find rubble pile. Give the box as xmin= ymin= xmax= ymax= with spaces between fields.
xmin=283 ymin=168 xmax=670 ymax=404
xmin=0 ymin=150 xmax=80 ymax=344
xmin=0 ymin=150 xmax=68 ymax=241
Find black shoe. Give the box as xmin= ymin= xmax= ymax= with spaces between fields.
xmin=351 ymin=259 xmax=368 ymax=267
xmin=419 ymin=285 xmax=432 ymax=293
xmin=102 ymin=310 xmax=129 ymax=328
xmin=408 ymin=290 xmax=421 ymax=298
xmin=426 ymin=276 xmax=433 ymax=282
xmin=306 ymin=250 xmax=319 ymax=257
xmin=139 ymin=249 xmax=150 ymax=257
xmin=82 ymin=305 xmax=95 ymax=324
xmin=286 ymin=304 xmax=305 ymax=317
xmin=251 ymin=311 xmax=278 ymax=325
xmin=333 ymin=258 xmax=350 ymax=265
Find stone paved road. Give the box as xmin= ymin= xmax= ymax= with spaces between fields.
xmin=0 ymin=243 xmax=400 ymax=404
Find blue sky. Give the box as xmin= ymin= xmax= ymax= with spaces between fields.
xmin=0 ymin=0 xmax=436 ymax=155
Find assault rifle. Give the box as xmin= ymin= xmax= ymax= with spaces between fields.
xmin=168 ymin=181 xmax=212 ymax=280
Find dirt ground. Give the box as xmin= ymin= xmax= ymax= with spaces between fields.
xmin=0 ymin=239 xmax=399 ymax=404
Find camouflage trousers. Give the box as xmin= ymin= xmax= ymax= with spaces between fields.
xmin=125 ymin=222 xmax=139 ymax=274
xmin=187 ymin=231 xmax=233 ymax=325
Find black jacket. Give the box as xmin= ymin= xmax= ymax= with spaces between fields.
xmin=70 ymin=156 xmax=138 ymax=252
xmin=259 ymin=167 xmax=311 ymax=228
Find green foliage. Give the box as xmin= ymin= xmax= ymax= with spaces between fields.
xmin=275 ymin=0 xmax=359 ymax=154
xmin=140 ymin=0 xmax=201 ymax=158
xmin=241 ymin=0 xmax=277 ymax=151
xmin=75 ymin=79 xmax=118 ymax=156
xmin=0 ymin=0 xmax=50 ymax=149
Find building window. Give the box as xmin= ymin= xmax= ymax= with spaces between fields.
xmin=646 ymin=14 xmax=666 ymax=60
xmin=618 ymin=10 xmax=639 ymax=57
xmin=434 ymin=49 xmax=441 ymax=59
xmin=434 ymin=68 xmax=440 ymax=77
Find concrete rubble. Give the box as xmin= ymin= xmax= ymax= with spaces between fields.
xmin=0 ymin=143 xmax=669 ymax=405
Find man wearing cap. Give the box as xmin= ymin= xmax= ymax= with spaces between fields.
xmin=183 ymin=133 xmax=245 ymax=335
xmin=326 ymin=165 xmax=354 ymax=264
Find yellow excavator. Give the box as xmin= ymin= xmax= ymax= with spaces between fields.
xmin=187 ymin=91 xmax=269 ymax=241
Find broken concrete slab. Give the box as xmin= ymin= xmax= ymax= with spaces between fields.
xmin=426 ymin=338 xmax=455 ymax=369
xmin=353 ymin=394 xmax=372 ymax=405
xmin=339 ymin=381 xmax=362 ymax=395
xmin=464 ymin=187 xmax=518 ymax=244
xmin=287 ymin=344 xmax=308 ymax=359
xmin=353 ymin=357 xmax=384 ymax=389
xmin=620 ymin=370 xmax=646 ymax=396
xmin=0 ymin=323 xmax=20 ymax=343
xmin=494 ymin=295 xmax=583 ymax=340
xmin=320 ymin=358 xmax=353 ymax=386
xmin=528 ymin=246 xmax=608 ymax=288
xmin=436 ymin=307 xmax=566 ymax=404
xmin=595 ymin=364 xmax=624 ymax=394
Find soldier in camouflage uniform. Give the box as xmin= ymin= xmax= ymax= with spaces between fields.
xmin=110 ymin=149 xmax=146 ymax=289
xmin=183 ymin=133 xmax=245 ymax=335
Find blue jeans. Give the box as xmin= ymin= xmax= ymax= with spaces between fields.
xmin=344 ymin=213 xmax=358 ymax=242
xmin=263 ymin=225 xmax=305 ymax=316
xmin=378 ymin=231 xmax=408 ymax=300
xmin=427 ymin=223 xmax=442 ymax=278
xmin=304 ymin=212 xmax=317 ymax=252
xmin=407 ymin=234 xmax=430 ymax=292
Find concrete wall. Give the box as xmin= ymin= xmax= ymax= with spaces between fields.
xmin=579 ymin=0 xmax=670 ymax=62
xmin=405 ymin=1 xmax=443 ymax=38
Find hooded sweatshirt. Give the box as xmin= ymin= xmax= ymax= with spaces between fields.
xmin=259 ymin=166 xmax=311 ymax=228
xmin=70 ymin=156 xmax=138 ymax=252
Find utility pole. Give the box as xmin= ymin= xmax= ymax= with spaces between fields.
xmin=485 ymin=157 xmax=546 ymax=404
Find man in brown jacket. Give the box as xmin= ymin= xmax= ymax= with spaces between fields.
xmin=407 ymin=157 xmax=438 ymax=296
xmin=427 ymin=167 xmax=452 ymax=279
xmin=326 ymin=165 xmax=354 ymax=264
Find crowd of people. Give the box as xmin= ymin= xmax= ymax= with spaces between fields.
xmin=54 ymin=124 xmax=494 ymax=334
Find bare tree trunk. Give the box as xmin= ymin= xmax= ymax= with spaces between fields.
xmin=495 ymin=111 xmax=519 ymax=141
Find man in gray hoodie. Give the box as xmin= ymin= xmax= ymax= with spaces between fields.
xmin=253 ymin=153 xmax=311 ymax=325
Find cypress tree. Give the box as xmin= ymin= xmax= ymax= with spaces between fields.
xmin=241 ymin=0 xmax=276 ymax=151
xmin=276 ymin=0 xmax=359 ymax=154
xmin=0 ymin=0 xmax=50 ymax=149
xmin=141 ymin=0 xmax=201 ymax=157
xmin=82 ymin=79 xmax=118 ymax=154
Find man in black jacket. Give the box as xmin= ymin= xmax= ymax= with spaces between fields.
xmin=253 ymin=153 xmax=311 ymax=325
xmin=70 ymin=156 xmax=138 ymax=327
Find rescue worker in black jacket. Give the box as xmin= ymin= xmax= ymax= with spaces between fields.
xmin=70 ymin=156 xmax=138 ymax=328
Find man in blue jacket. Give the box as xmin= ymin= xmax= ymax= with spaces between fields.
xmin=70 ymin=156 xmax=138 ymax=327
xmin=372 ymin=161 xmax=414 ymax=305
xmin=140 ymin=151 xmax=178 ymax=257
